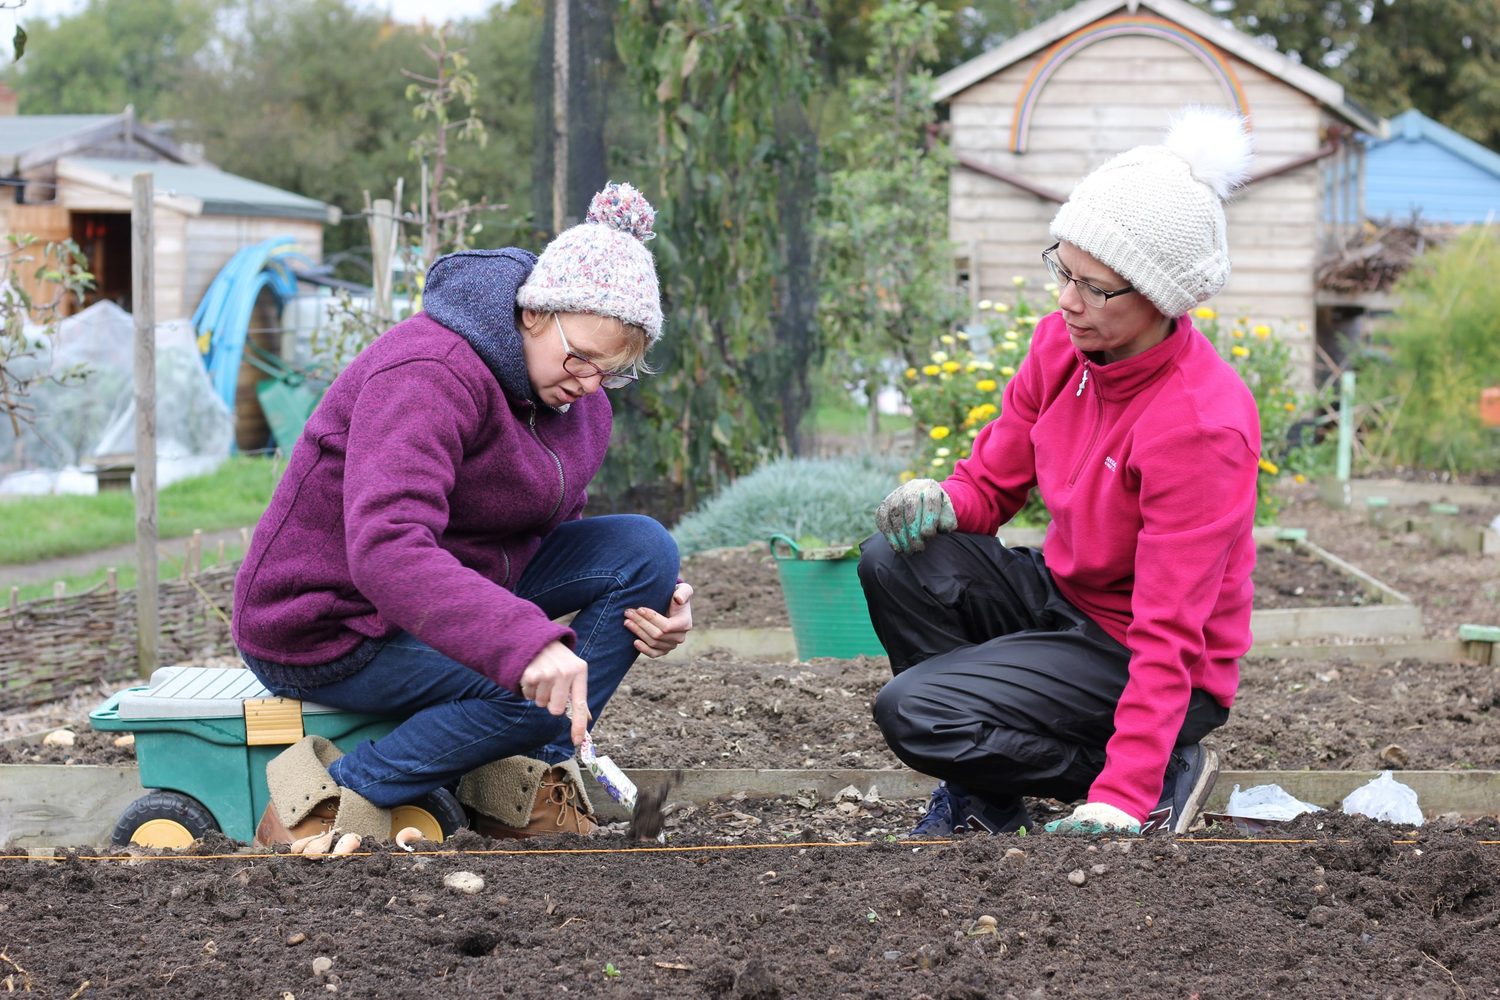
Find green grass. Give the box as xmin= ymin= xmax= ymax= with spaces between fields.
xmin=0 ymin=456 xmax=282 ymax=565
xmin=9 ymin=543 xmax=246 ymax=603
xmin=810 ymin=395 xmax=913 ymax=438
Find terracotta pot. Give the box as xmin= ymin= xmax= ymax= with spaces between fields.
xmin=1481 ymin=387 xmax=1500 ymax=428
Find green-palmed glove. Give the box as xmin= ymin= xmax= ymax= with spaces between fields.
xmin=875 ymin=478 xmax=957 ymax=554
xmin=1044 ymin=801 xmax=1142 ymax=836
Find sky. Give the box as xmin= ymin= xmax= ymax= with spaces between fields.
xmin=14 ymin=0 xmax=505 ymax=25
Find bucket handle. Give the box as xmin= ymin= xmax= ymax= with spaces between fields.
xmin=768 ymin=534 xmax=801 ymax=561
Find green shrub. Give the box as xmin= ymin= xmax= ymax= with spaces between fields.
xmin=671 ymin=454 xmax=908 ymax=556
xmin=1353 ymin=227 xmax=1500 ymax=475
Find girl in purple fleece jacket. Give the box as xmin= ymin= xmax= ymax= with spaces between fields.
xmin=235 ymin=183 xmax=692 ymax=848
xmin=862 ymin=107 xmax=1259 ymax=840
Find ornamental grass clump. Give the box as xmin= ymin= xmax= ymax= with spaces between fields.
xmin=670 ymin=453 xmax=908 ymax=556
xmin=1194 ymin=307 xmax=1321 ymax=524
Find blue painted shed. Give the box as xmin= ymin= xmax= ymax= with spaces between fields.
xmin=1364 ymin=109 xmax=1500 ymax=225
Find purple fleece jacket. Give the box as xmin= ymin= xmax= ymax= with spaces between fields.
xmin=232 ymin=312 xmax=612 ymax=694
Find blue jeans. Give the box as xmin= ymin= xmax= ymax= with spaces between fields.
xmin=263 ymin=515 xmax=679 ymax=808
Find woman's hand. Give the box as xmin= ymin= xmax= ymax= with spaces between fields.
xmin=624 ymin=581 xmax=694 ymax=658
xmin=518 ymin=640 xmax=590 ymax=746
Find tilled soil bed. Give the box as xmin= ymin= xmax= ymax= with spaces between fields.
xmin=2 ymin=813 xmax=1499 ymax=998
xmin=7 ymin=649 xmax=1497 ymax=776
xmin=683 ymin=540 xmax=1383 ymax=632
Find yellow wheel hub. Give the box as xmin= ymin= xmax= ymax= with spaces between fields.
xmin=390 ymin=805 xmax=444 ymax=843
xmin=131 ymin=819 xmax=195 ymax=849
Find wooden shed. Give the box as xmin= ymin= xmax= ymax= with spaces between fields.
xmin=0 ymin=98 xmax=338 ymax=322
xmin=1364 ymin=110 xmax=1500 ymax=226
xmin=933 ymin=0 xmax=1385 ymax=382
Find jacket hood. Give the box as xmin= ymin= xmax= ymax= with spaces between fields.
xmin=422 ymin=248 xmax=539 ymax=406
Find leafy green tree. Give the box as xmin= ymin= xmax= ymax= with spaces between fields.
xmin=613 ymin=0 xmax=824 ymax=507
xmin=1192 ymin=0 xmax=1500 ymax=149
xmin=817 ymin=0 xmax=964 ymax=440
xmin=5 ymin=0 xmax=218 ymax=117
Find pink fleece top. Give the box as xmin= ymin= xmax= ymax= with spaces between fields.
xmin=943 ymin=312 xmax=1259 ymax=821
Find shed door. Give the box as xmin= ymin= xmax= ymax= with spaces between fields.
xmin=6 ymin=204 xmax=79 ymax=317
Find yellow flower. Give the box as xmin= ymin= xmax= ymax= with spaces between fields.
xmin=930 ymin=426 xmax=951 ymax=440
xmin=930 ymin=458 xmax=944 ymax=468
xmin=1258 ymin=458 xmax=1280 ymax=475
xmin=977 ymin=299 xmax=993 ymax=311
xmin=980 ymin=361 xmax=996 ymax=371
xmin=966 ymin=362 xmax=980 ymax=373
xmin=1043 ymin=282 xmax=1059 ymax=295
xmin=931 ymin=350 xmax=949 ymax=363
xmin=936 ymin=447 xmax=951 ymax=458
xmin=899 ymin=470 xmax=916 ymax=483
xmin=940 ymin=334 xmax=956 ymax=346
xmin=1283 ymin=402 xmax=1295 ymax=412
xmin=1237 ymin=315 xmax=1249 ymax=326
xmin=1003 ymin=330 xmax=1019 ymax=341
xmin=904 ymin=367 xmax=918 ymax=380
xmin=1012 ymin=275 xmax=1026 ymax=287
xmin=1194 ymin=306 xmax=1217 ymax=320
xmin=1001 ymin=366 xmax=1015 ymax=377
xmin=994 ymin=302 xmax=1010 ymax=313
xmin=1231 ymin=345 xmax=1249 ymax=358
xmin=1232 ymin=328 xmax=1244 ymax=339
xmin=941 ymin=361 xmax=961 ymax=374
xmin=976 ymin=378 xmax=998 ymax=392
xmin=1294 ymin=474 xmax=1306 ymax=484
xmin=922 ymin=364 xmax=940 ymax=376
xmin=1002 ymin=341 xmax=1019 ymax=351
xmin=956 ymin=331 xmax=968 ymax=341
xmin=1253 ymin=324 xmax=1271 ymax=339
xmin=968 ymin=427 xmax=981 ymax=437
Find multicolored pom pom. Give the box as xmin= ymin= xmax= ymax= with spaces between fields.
xmin=586 ymin=181 xmax=656 ymax=243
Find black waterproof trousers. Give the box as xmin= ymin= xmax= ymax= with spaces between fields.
xmin=858 ymin=532 xmax=1229 ymax=805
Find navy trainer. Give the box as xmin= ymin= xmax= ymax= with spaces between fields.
xmin=1140 ymin=743 xmax=1220 ymax=835
xmin=910 ymin=781 xmax=1033 ymax=836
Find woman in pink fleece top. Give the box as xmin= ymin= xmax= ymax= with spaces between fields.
xmin=860 ymin=107 xmax=1260 ymax=837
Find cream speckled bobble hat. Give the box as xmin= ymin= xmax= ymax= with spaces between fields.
xmin=1049 ymin=106 xmax=1254 ymax=318
xmin=517 ymin=181 xmax=664 ymax=343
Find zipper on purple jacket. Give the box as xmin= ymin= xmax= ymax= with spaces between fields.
xmin=528 ymin=405 xmax=567 ymax=523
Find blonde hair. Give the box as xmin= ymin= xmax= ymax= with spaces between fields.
xmin=523 ymin=310 xmax=657 ymax=376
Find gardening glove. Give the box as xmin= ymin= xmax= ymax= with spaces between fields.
xmin=1045 ymin=801 xmax=1142 ymax=836
xmin=875 ymin=478 xmax=957 ymax=554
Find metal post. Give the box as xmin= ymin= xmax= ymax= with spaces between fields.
xmin=552 ymin=0 xmax=569 ymax=233
xmin=132 ymin=172 xmax=159 ymax=677
xmin=1335 ymin=370 xmax=1356 ymax=508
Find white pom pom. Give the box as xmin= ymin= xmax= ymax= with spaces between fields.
xmin=1164 ymin=105 xmax=1253 ymax=200
xmin=585 ymin=181 xmax=656 ymax=242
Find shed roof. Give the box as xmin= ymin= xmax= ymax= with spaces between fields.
xmin=0 ymin=109 xmax=193 ymax=173
xmin=1371 ymin=109 xmax=1500 ymax=180
xmin=933 ymin=0 xmax=1384 ymax=137
xmin=60 ymin=157 xmax=340 ymax=225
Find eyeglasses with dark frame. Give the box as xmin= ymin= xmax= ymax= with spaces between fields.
xmin=553 ymin=314 xmax=639 ymax=390
xmin=1042 ymin=243 xmax=1138 ymax=308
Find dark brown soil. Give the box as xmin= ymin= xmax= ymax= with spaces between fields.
xmin=3 ymin=813 xmax=1499 ymax=998
xmin=8 ymin=648 xmax=1497 ymax=775
xmin=683 ymin=537 xmax=1376 ymax=632
xmin=5 ymin=490 xmax=1500 ymax=995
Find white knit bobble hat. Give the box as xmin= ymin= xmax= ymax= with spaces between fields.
xmin=517 ymin=181 xmax=664 ymax=343
xmin=1049 ymin=106 xmax=1254 ymax=318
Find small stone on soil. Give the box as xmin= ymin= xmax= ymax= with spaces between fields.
xmin=443 ymin=871 xmax=485 ymax=894
xmin=1067 ymin=869 xmax=1087 ymax=886
xmin=285 ymin=932 xmax=307 ymax=946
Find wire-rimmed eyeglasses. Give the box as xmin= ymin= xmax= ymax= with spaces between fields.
xmin=1042 ymin=243 xmax=1138 ymax=308
xmin=554 ymin=315 xmax=639 ymax=389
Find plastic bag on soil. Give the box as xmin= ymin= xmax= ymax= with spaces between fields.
xmin=1341 ymin=770 xmax=1424 ymax=826
xmin=1226 ymin=783 xmax=1323 ymax=821
xmin=0 ymin=301 xmax=232 ymax=493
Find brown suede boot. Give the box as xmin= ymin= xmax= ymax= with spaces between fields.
xmin=253 ymin=735 xmax=391 ymax=848
xmin=459 ymin=756 xmax=598 ymax=839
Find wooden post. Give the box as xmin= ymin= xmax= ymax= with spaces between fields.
xmin=132 ymin=172 xmax=159 ymax=678
xmin=552 ymin=0 xmax=569 ymax=233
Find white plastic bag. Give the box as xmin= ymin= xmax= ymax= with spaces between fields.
xmin=1226 ymin=783 xmax=1323 ymax=822
xmin=1341 ymin=771 xmax=1423 ymax=826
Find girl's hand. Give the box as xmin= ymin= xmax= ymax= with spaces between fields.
xmin=624 ymin=582 xmax=694 ymax=658
xmin=518 ymin=640 xmax=590 ymax=745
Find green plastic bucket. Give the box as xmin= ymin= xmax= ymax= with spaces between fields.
xmin=769 ymin=535 xmax=885 ymax=659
